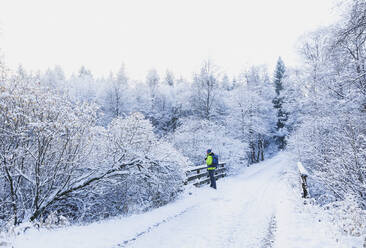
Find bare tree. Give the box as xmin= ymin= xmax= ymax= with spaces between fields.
xmin=191 ymin=60 xmax=219 ymax=120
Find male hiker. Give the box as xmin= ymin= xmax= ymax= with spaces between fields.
xmin=205 ymin=149 xmax=218 ymax=189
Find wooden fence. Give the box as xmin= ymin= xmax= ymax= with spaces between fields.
xmin=184 ymin=163 xmax=227 ymax=187
xmin=185 ymin=161 xmax=310 ymax=197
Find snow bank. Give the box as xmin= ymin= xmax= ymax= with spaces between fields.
xmin=9 ymin=184 xmax=214 ymax=248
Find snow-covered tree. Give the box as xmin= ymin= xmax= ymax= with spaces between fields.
xmin=0 ymin=52 xmax=9 ymax=83
xmin=164 ymin=70 xmax=175 ymax=87
xmin=41 ymin=66 xmax=66 ymax=90
xmin=0 ymin=71 xmax=189 ymax=226
xmin=65 ymin=66 xmax=97 ymax=103
xmin=170 ymin=118 xmax=247 ymax=173
xmin=146 ymin=69 xmax=160 ymax=95
xmin=190 ymin=60 xmax=222 ymax=120
xmin=102 ymin=65 xmax=129 ymax=122
xmin=272 ymin=57 xmax=288 ymax=150
xmin=287 ymin=0 xmax=366 ymax=207
xmin=91 ymin=113 xmax=187 ymax=215
xmin=0 ymin=77 xmax=99 ymax=224
xmin=220 ymin=74 xmax=233 ymax=91
xmin=227 ymin=66 xmax=275 ymax=164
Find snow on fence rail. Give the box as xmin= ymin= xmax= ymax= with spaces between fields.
xmin=297 ymin=162 xmax=309 ymax=198
xmin=184 ymin=163 xmax=227 ymax=187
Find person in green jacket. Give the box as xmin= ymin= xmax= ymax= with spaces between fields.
xmin=205 ymin=149 xmax=217 ymax=189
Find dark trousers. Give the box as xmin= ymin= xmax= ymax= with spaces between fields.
xmin=208 ymin=170 xmax=217 ymax=189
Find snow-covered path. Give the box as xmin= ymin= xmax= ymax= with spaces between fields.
xmin=121 ymin=155 xmax=283 ymax=248
xmin=12 ymin=153 xmax=350 ymax=248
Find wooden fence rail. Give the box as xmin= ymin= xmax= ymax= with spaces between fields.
xmin=184 ymin=163 xmax=227 ymax=187
xmin=297 ymin=162 xmax=309 ymax=198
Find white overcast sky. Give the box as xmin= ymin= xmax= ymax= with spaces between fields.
xmin=0 ymin=0 xmax=338 ymax=80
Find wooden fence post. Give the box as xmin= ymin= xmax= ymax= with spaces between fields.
xmin=297 ymin=162 xmax=309 ymax=198
xmin=301 ymin=174 xmax=308 ymax=198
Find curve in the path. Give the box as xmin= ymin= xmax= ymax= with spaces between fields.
xmin=121 ymin=156 xmax=287 ymax=248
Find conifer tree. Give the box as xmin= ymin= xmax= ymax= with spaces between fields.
xmin=272 ymin=57 xmax=288 ymax=150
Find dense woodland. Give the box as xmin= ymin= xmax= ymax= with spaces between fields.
xmin=0 ymin=0 xmax=365 ymax=230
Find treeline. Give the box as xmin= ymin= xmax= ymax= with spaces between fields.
xmin=0 ymin=57 xmax=282 ymax=228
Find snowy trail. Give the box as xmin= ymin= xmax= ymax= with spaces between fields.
xmin=12 ymin=153 xmax=346 ymax=248
xmin=117 ymin=155 xmax=284 ymax=248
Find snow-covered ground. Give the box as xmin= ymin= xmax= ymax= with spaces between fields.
xmin=7 ymin=153 xmax=364 ymax=248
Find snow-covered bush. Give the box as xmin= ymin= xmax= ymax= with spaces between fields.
xmin=69 ymin=113 xmax=188 ymax=222
xmin=322 ymin=196 xmax=366 ymax=237
xmin=41 ymin=211 xmax=70 ymax=229
xmin=169 ymin=118 xmax=247 ymax=173
xmin=0 ymin=77 xmax=98 ymax=225
xmin=0 ymin=73 xmax=188 ymax=226
xmin=288 ymin=113 xmax=366 ymax=206
xmin=105 ymin=113 xmax=187 ymax=211
xmin=306 ymin=195 xmax=366 ymax=240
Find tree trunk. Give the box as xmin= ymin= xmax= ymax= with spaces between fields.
xmin=257 ymin=139 xmax=264 ymax=162
xmin=4 ymin=166 xmax=18 ymax=225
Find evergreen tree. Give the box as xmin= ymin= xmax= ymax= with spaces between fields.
xmin=272 ymin=57 xmax=288 ymax=150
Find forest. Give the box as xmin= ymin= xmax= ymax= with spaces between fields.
xmin=0 ymin=0 xmax=365 ymax=232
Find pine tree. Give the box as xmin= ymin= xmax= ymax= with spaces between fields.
xmin=272 ymin=57 xmax=288 ymax=150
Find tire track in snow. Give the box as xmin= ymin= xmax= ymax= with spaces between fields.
xmin=239 ymin=160 xmax=283 ymax=247
xmin=217 ymin=162 xmax=282 ymax=248
xmin=114 ymin=205 xmax=196 ymax=248
xmin=260 ymin=215 xmax=276 ymax=248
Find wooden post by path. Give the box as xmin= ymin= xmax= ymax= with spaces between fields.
xmin=297 ymin=162 xmax=309 ymax=198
